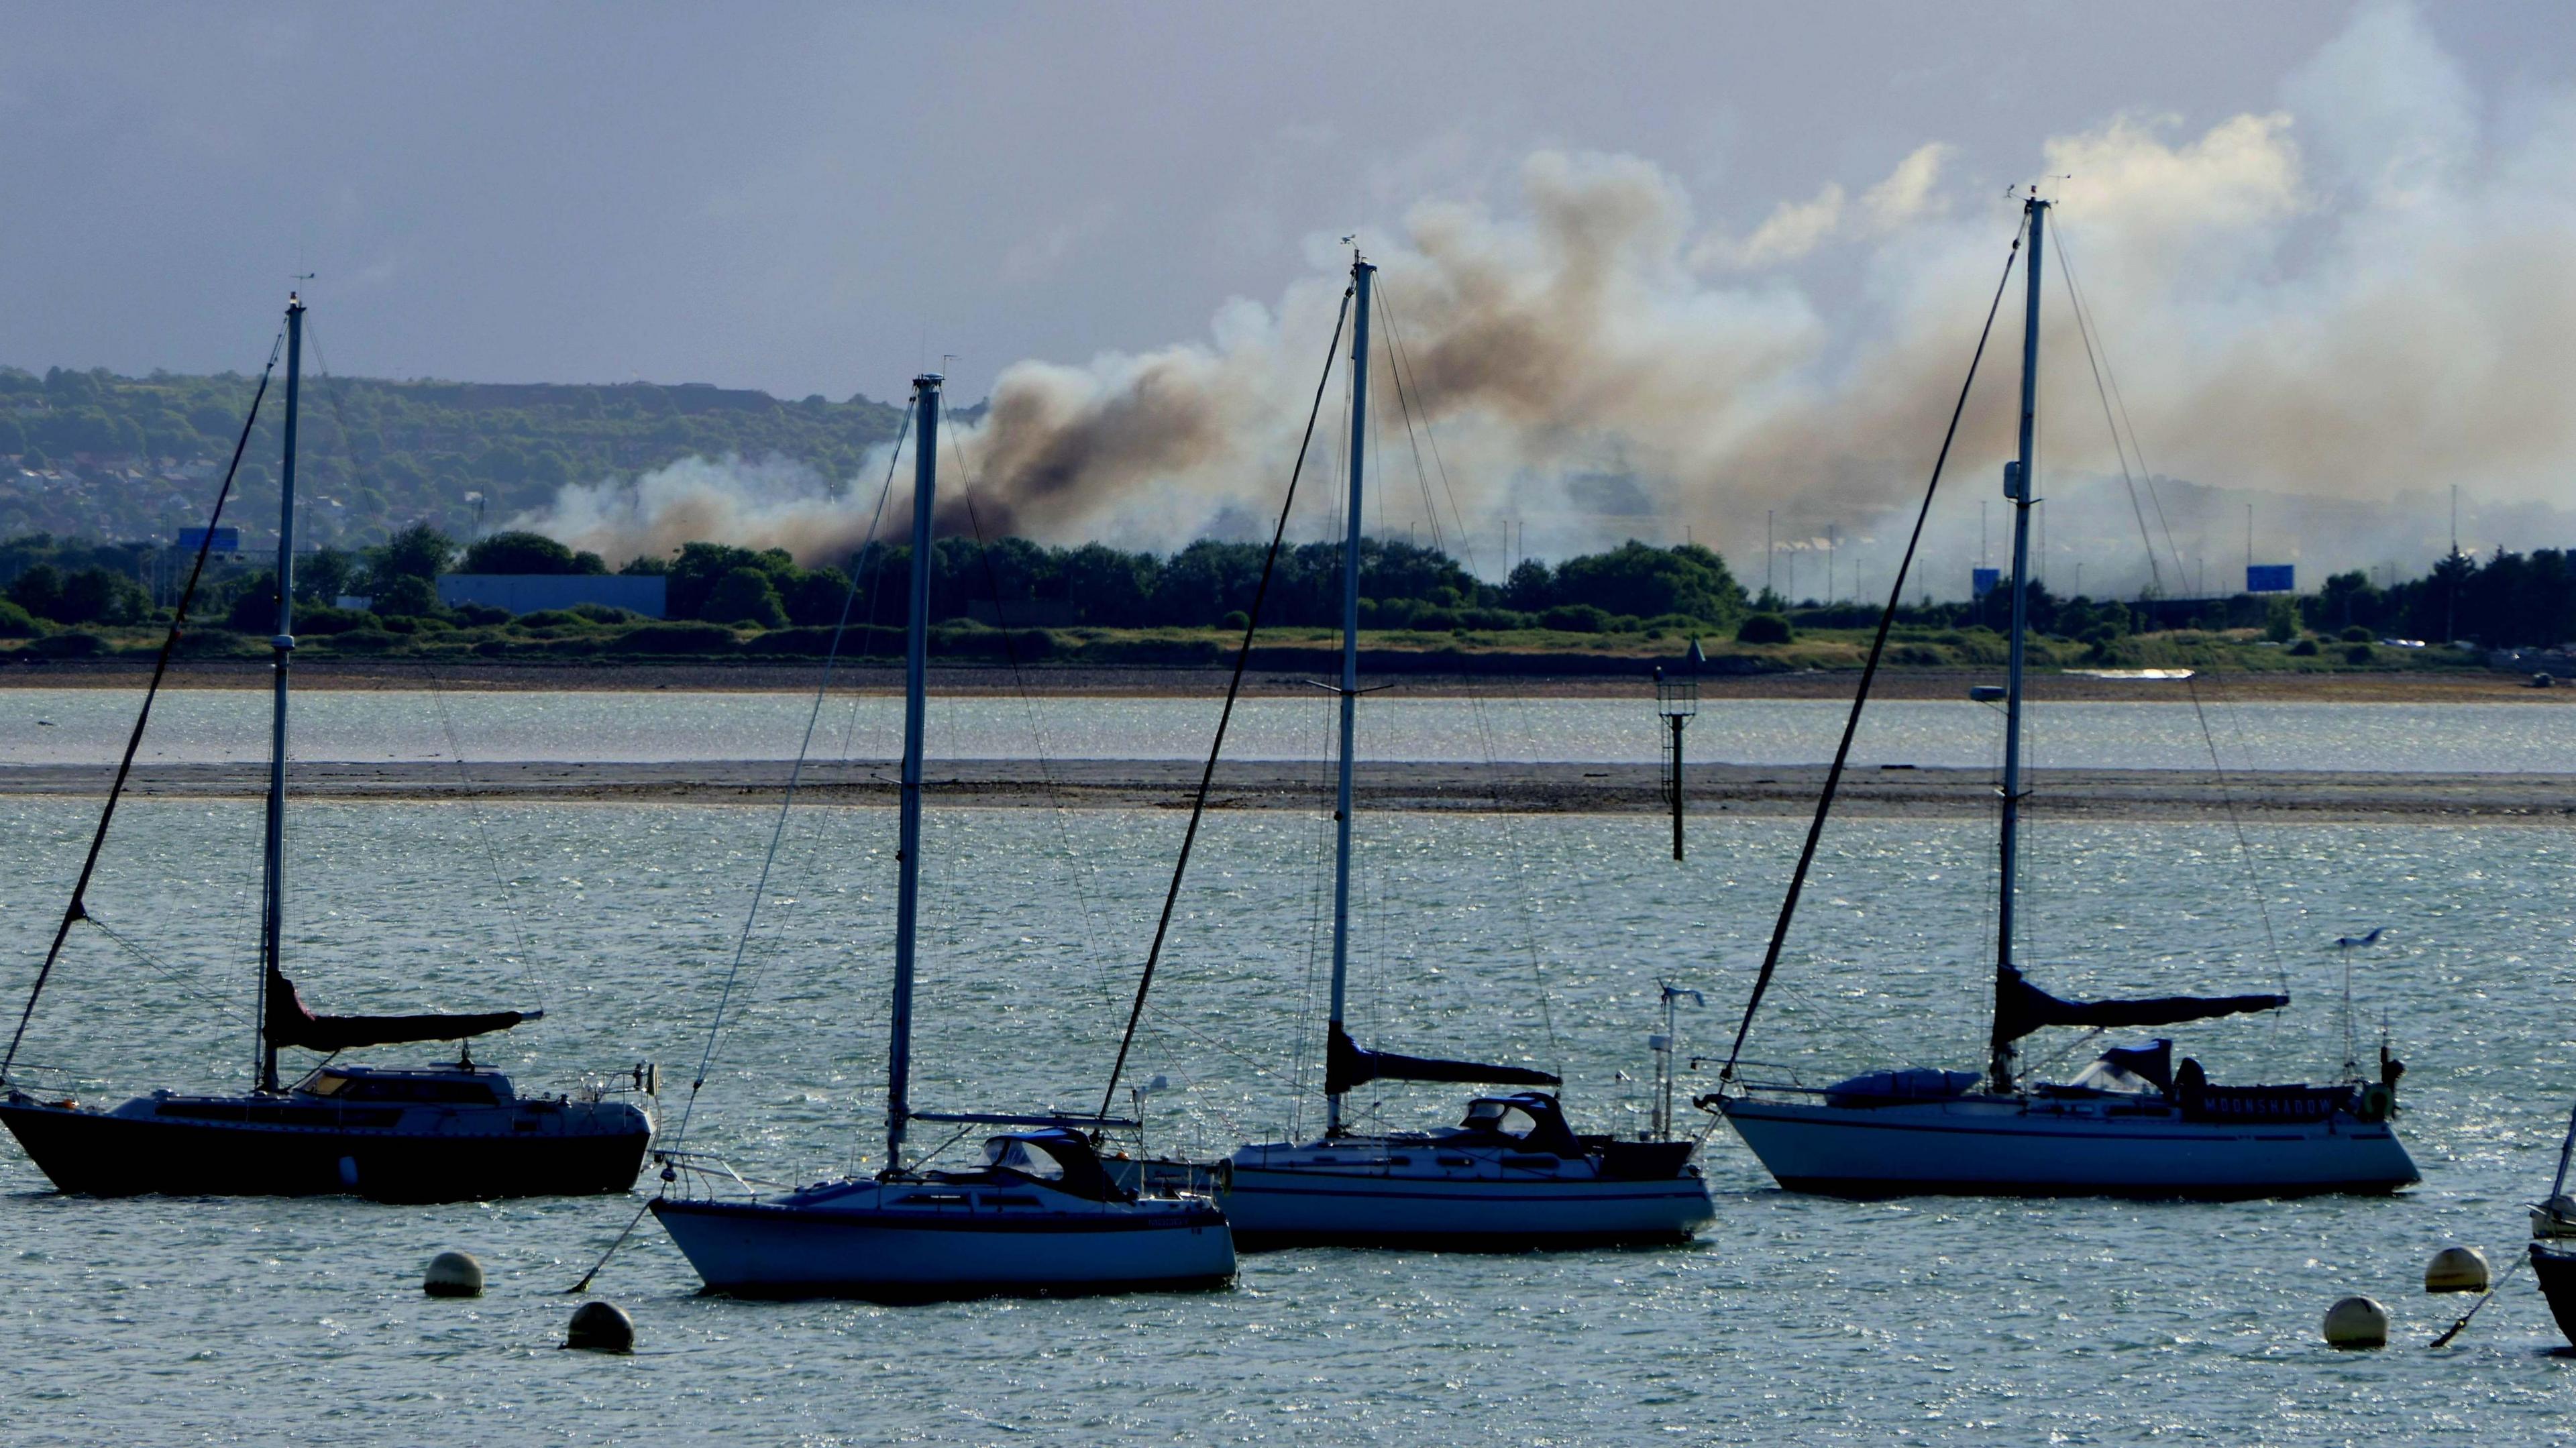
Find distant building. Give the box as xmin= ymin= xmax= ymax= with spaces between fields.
xmin=436 ymin=574 xmax=667 ymax=617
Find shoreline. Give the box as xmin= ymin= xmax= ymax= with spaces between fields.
xmin=4 ymin=759 xmax=2569 ymax=822
xmin=0 ymin=657 xmax=2558 ymax=705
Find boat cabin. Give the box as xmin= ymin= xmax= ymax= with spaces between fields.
xmin=294 ymin=1064 xmax=517 ymax=1106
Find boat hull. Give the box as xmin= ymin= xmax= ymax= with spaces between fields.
xmin=650 ymin=1194 xmax=1236 ymax=1302
xmin=1720 ymin=1094 xmax=2418 ymax=1199
xmin=1214 ymin=1144 xmax=1715 ymax=1251
xmin=0 ymin=1098 xmax=650 ymax=1201
xmin=2532 ymin=1243 xmax=2576 ymax=1347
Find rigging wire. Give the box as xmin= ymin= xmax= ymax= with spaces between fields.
xmin=664 ymin=401 xmax=912 ymax=1156
xmin=935 ymin=395 xmax=1119 ymax=1034
xmin=1372 ymin=280 xmax=1566 ymax=1070
xmin=83 ymin=911 xmax=252 ymax=1025
xmin=2050 ymin=223 xmax=2291 ymax=1007
xmin=1 ymin=330 xmax=284 ymax=1083
xmin=1720 ymin=217 xmax=2027 ymax=1080
xmin=303 ymin=321 xmax=546 ymax=1015
xmin=1093 ymin=281 xmax=1356 ymax=1120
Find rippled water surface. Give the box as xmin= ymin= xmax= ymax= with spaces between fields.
xmin=0 ymin=685 xmax=2571 ymax=770
xmin=3 ymin=783 xmax=2575 ymax=1443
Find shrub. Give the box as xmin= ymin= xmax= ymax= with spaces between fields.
xmin=315 ymin=628 xmax=403 ymax=653
xmin=2288 ymin=637 xmax=2320 ymax=657
xmin=515 ymin=609 xmax=590 ymax=629
xmin=1220 ymin=610 xmax=1250 ymax=631
xmin=610 ymin=621 xmax=739 ymax=654
xmin=0 ymin=598 xmax=40 ymax=637
xmin=2338 ymin=624 xmax=2373 ymax=643
xmin=570 ymin=604 xmax=639 ymax=624
xmin=1540 ymin=604 xmax=1609 ymax=633
xmin=2263 ymin=597 xmax=2299 ymax=644
xmin=291 ymin=604 xmax=378 ymax=636
xmin=451 ymin=602 xmax=512 ymax=626
xmin=1735 ymin=612 xmax=1792 ymax=645
xmin=2343 ymin=642 xmax=2375 ymax=665
xmin=26 ymin=631 xmax=103 ymax=657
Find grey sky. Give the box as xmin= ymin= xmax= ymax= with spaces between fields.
xmin=5 ymin=1 xmax=2562 ymax=406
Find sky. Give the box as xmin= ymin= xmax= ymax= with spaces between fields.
xmin=0 ymin=0 xmax=2548 ymax=402
xmin=6 ymin=2 xmax=2576 ymax=586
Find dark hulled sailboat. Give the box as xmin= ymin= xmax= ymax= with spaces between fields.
xmin=0 ymin=294 xmax=650 ymax=1202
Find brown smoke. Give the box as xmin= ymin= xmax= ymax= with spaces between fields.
xmin=519 ymin=5 xmax=2576 ymax=588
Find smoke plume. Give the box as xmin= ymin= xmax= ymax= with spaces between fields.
xmin=518 ymin=3 xmax=2576 ymax=596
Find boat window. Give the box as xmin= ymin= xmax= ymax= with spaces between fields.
xmin=984 ymin=1137 xmax=1066 ymax=1181
xmin=304 ymin=1072 xmax=349 ymax=1097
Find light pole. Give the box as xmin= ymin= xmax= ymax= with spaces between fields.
xmin=1654 ymin=643 xmax=1701 ymax=862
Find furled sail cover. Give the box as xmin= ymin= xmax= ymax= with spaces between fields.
xmin=265 ymin=970 xmax=533 ymax=1052
xmin=1325 ymin=1023 xmax=1560 ymax=1097
xmin=1993 ymin=964 xmax=2284 ymax=1047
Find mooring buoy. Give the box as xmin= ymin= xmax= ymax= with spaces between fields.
xmin=2322 ymin=1295 xmax=2390 ymax=1349
xmin=566 ymin=1299 xmax=635 ymax=1353
xmin=423 ymin=1249 xmax=484 ymax=1298
xmin=2424 ymin=1245 xmax=2491 ymax=1294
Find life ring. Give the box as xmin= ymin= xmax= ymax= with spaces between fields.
xmin=2359 ymin=1084 xmax=2394 ymax=1122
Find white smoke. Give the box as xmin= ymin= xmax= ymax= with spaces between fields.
xmin=516 ymin=3 xmax=2576 ymax=596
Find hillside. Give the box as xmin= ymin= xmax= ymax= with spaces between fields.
xmin=0 ymin=364 xmax=906 ymax=546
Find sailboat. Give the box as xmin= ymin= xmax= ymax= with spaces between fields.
xmin=2530 ymin=1103 xmax=2576 ymax=1343
xmin=647 ymin=372 xmax=1236 ymax=1300
xmin=0 ymin=293 xmax=652 ymax=1201
xmin=1207 ymin=256 xmax=1716 ymax=1249
xmin=1710 ymin=196 xmax=2417 ymax=1199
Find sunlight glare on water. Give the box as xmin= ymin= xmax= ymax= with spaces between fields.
xmin=1 ymin=789 xmax=2573 ymax=1443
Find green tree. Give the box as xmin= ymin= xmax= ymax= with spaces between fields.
xmin=462 ymin=529 xmax=600 ymax=574
xmin=704 ymin=566 xmax=788 ymax=627
xmin=1550 ymin=541 xmax=1746 ymax=625
xmin=372 ymin=574 xmax=440 ymax=618
xmin=373 ymin=522 xmax=457 ymax=581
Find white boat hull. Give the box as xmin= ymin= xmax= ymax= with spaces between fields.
xmin=651 ymin=1183 xmax=1234 ymax=1301
xmin=1720 ymin=1094 xmax=2418 ymax=1198
xmin=1216 ymin=1139 xmax=1715 ymax=1249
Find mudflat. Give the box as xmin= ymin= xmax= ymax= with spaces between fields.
xmin=2 ymin=757 xmax=2567 ymax=822
xmin=0 ymin=655 xmax=2559 ymax=705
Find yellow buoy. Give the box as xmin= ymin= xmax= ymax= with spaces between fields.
xmin=565 ymin=1300 xmax=635 ymax=1353
xmin=2425 ymin=1245 xmax=2491 ymax=1294
xmin=422 ymin=1249 xmax=485 ymax=1298
xmin=2322 ymin=1295 xmax=2391 ymax=1349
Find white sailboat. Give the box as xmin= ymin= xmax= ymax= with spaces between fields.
xmin=649 ymin=373 xmax=1236 ymax=1300
xmin=1709 ymin=194 xmax=2417 ymax=1199
xmin=1210 ymin=256 xmax=1715 ymax=1249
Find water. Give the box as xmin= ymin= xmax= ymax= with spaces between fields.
xmin=3 ymin=788 xmax=2574 ymax=1443
xmin=1 ymin=685 xmax=2572 ymax=771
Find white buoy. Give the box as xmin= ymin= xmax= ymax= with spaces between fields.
xmin=2322 ymin=1295 xmax=2391 ymax=1349
xmin=2425 ymin=1245 xmax=2491 ymax=1294
xmin=565 ymin=1300 xmax=635 ymax=1353
xmin=422 ymin=1249 xmax=485 ymax=1298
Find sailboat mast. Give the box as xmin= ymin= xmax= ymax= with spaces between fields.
xmin=255 ymin=293 xmax=303 ymax=1093
xmin=885 ymin=374 xmax=940 ymax=1170
xmin=1990 ymin=195 xmax=2045 ymax=1092
xmin=1325 ymin=256 xmax=1373 ymax=1136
